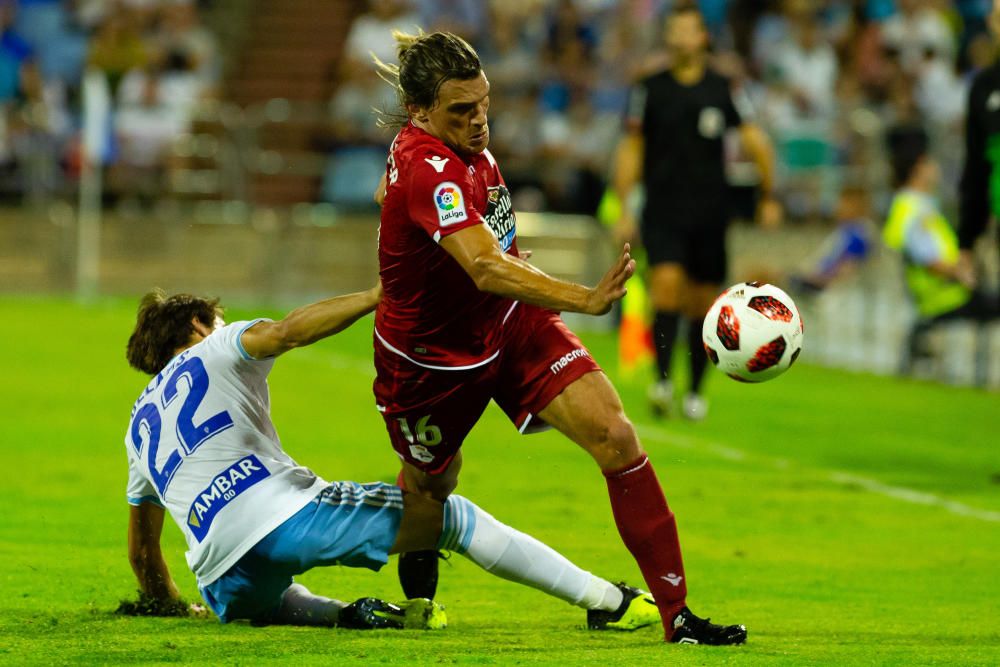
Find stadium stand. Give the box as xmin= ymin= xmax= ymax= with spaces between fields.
xmin=0 ymin=0 xmax=996 ymax=385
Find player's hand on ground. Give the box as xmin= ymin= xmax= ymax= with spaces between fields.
xmin=756 ymin=196 xmax=783 ymax=229
xmin=518 ymin=249 xmax=533 ymax=261
xmin=115 ymin=591 xmax=206 ymax=618
xmin=189 ymin=602 xmax=210 ymax=618
xmin=586 ymin=243 xmax=636 ymax=315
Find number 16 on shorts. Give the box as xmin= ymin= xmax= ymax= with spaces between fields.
xmin=397 ymin=415 xmax=442 ymax=464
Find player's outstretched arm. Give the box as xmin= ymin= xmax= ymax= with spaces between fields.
xmin=240 ymin=284 xmax=382 ymax=359
xmin=440 ymin=225 xmax=634 ymax=315
xmin=128 ymin=502 xmax=182 ymax=602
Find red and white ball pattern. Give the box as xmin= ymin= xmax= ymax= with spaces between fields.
xmin=702 ymin=282 xmax=803 ymax=383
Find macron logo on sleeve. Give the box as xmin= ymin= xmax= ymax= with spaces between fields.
xmin=435 ymin=181 xmax=468 ymax=226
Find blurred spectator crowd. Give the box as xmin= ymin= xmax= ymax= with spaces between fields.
xmin=0 ymin=0 xmax=993 ymax=223
xmin=0 ymin=0 xmax=217 ymax=204
xmin=331 ymin=0 xmax=992 ymax=221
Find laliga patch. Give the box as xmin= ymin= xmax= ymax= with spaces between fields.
xmin=187 ymin=455 xmax=270 ymax=542
xmin=434 ymin=181 xmax=468 ymax=226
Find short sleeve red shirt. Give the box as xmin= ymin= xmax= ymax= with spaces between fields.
xmin=375 ymin=123 xmax=519 ymax=369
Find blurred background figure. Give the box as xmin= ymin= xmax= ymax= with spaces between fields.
xmin=613 ymin=3 xmax=778 ymax=421
xmin=344 ymin=0 xmax=420 ymax=72
xmin=880 ymin=0 xmax=955 ymax=76
xmin=789 ymin=186 xmax=875 ymax=294
xmin=321 ymin=57 xmax=391 ymax=210
xmin=0 ymin=0 xmax=996 ymax=388
xmin=960 ymin=0 xmax=1000 ymax=300
xmin=883 ymin=126 xmax=998 ymax=383
xmin=410 ymin=0 xmax=486 ymax=41
xmin=154 ymin=1 xmax=219 ymax=92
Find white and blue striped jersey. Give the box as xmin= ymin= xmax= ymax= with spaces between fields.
xmin=124 ymin=321 xmax=327 ymax=586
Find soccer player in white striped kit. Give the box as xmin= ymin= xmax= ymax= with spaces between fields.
xmin=122 ymin=286 xmax=658 ymax=629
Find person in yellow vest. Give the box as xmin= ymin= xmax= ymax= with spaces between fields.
xmin=883 ymin=130 xmax=998 ymax=341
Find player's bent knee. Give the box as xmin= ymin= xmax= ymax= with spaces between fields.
xmin=585 ymin=416 xmax=642 ymax=469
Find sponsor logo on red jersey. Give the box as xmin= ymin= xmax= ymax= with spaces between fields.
xmin=485 ymin=185 xmax=515 ymax=251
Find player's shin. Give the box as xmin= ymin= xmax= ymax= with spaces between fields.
xmin=438 ymin=495 xmax=623 ymax=612
xmin=396 ymin=469 xmax=441 ymax=600
xmin=398 ymin=550 xmax=440 ymax=599
xmin=272 ymin=583 xmax=343 ymax=626
xmin=603 ymin=454 xmax=688 ymax=637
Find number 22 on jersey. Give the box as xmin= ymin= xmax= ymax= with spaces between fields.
xmin=129 ymin=356 xmax=234 ymax=496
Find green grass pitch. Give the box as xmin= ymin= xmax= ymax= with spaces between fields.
xmin=1 ymin=296 xmax=998 ymax=665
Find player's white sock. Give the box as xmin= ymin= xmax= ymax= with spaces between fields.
xmin=273 ymin=582 xmax=343 ymax=626
xmin=439 ymin=495 xmax=624 ymax=612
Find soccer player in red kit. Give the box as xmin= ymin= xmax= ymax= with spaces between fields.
xmin=371 ymin=30 xmax=746 ymax=645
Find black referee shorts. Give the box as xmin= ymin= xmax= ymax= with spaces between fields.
xmin=640 ymin=203 xmax=728 ymax=284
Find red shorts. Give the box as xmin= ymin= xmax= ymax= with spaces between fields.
xmin=373 ymin=304 xmax=601 ymax=474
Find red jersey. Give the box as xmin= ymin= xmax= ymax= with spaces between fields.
xmin=375 ymin=123 xmax=519 ymax=369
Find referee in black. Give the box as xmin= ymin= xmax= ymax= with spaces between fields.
xmin=613 ymin=2 xmax=778 ymax=420
xmin=958 ymin=2 xmax=1000 ymax=290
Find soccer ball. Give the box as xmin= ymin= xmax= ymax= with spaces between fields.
xmin=702 ymin=282 xmax=803 ymax=383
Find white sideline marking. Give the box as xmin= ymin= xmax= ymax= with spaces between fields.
xmin=828 ymin=472 xmax=1000 ymax=523
xmin=636 ymin=424 xmax=1000 ymax=524
xmin=707 ymin=443 xmax=747 ymax=462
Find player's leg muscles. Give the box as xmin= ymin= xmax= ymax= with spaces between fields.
xmin=392 ymin=418 xmax=468 ymax=599
xmin=538 ymin=371 xmax=642 ymax=470
xmin=383 ymin=373 xmax=478 ymax=599
xmin=538 ymin=372 xmax=688 ymax=636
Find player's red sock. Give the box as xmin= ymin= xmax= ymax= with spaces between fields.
xmin=603 ymin=454 xmax=687 ymax=639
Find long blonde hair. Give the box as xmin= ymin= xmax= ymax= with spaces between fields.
xmin=373 ymin=29 xmax=482 ymax=128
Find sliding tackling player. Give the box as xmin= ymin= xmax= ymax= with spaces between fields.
xmin=121 ymin=288 xmax=658 ymax=631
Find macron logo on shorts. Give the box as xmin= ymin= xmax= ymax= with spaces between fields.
xmin=435 ymin=181 xmax=468 ymax=226
xmin=550 ymin=348 xmax=589 ymax=375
